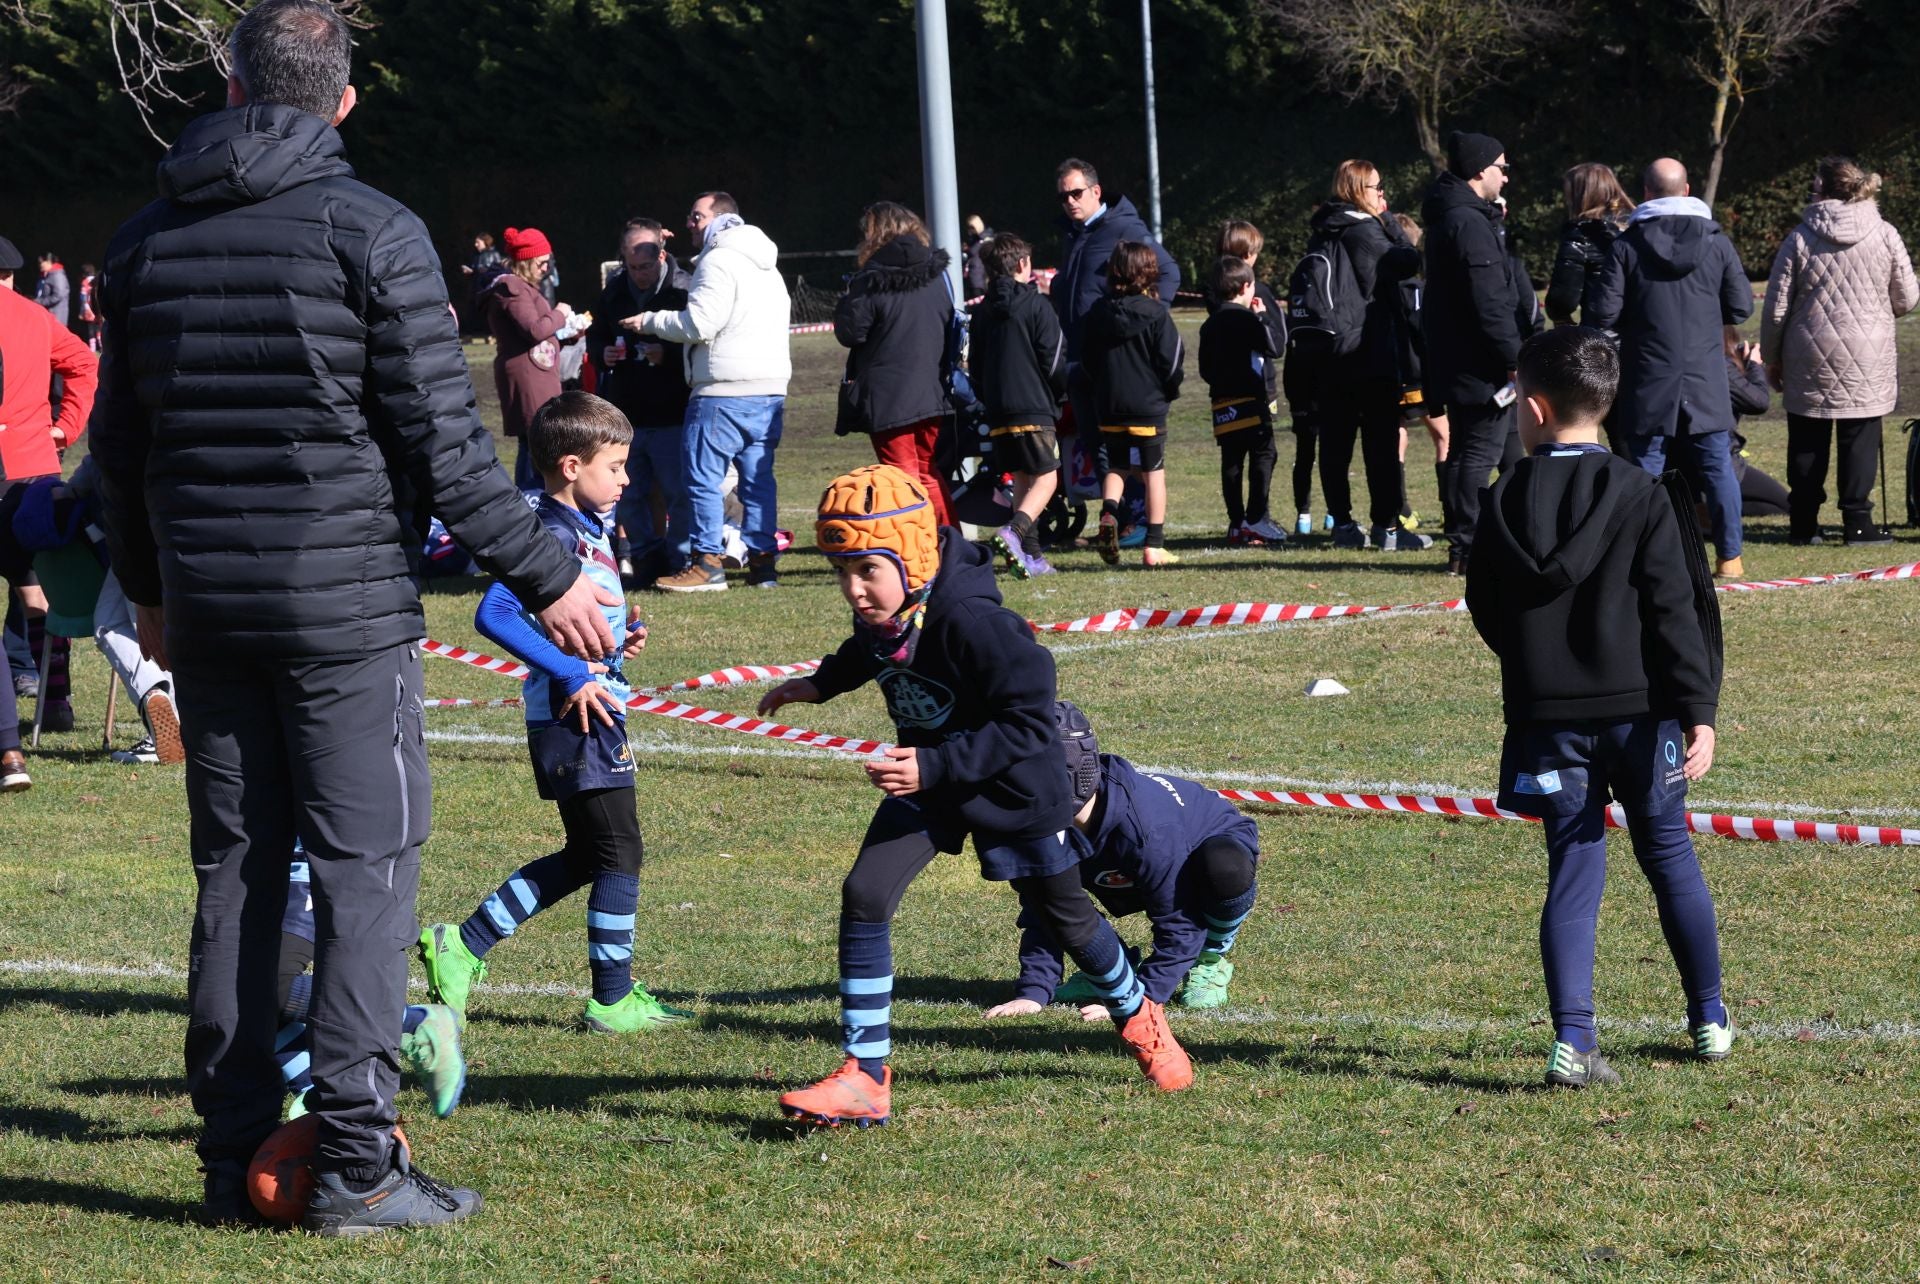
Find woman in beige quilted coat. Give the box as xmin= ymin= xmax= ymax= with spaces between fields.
xmin=1760 ymin=157 xmax=1919 ymax=544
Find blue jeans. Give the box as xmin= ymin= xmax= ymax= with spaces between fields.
xmin=1622 ymin=429 xmax=1741 ymax=560
xmin=614 ymin=428 xmax=691 ymax=573
xmin=682 ymin=394 xmax=783 ymax=557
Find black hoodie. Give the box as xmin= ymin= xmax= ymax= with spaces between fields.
xmin=1306 ymin=200 xmax=1421 ymax=381
xmin=1465 ymin=447 xmax=1722 ymax=729
xmin=87 ymin=104 xmax=576 ymax=662
xmin=833 ymin=235 xmax=954 ymax=436
xmin=1420 ymin=171 xmax=1522 ymax=407
xmin=809 ymin=528 xmax=1076 ymax=841
xmin=968 ymin=274 xmax=1067 ymax=429
xmin=1082 ymin=293 xmax=1184 ymax=431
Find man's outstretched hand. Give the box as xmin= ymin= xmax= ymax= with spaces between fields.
xmin=537 ymin=573 xmax=620 ymax=659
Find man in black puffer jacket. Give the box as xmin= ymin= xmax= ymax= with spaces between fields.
xmin=87 ymin=0 xmax=613 ymax=1235
xmin=1421 ymin=131 xmax=1523 ymax=573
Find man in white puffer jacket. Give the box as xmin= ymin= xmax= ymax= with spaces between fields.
xmin=625 ymin=192 xmax=792 ymax=590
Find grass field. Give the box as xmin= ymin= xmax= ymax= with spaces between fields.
xmin=3 ymin=314 xmax=1918 ymax=1282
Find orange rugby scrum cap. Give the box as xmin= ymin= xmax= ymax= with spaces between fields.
xmin=815 ymin=464 xmax=941 ymax=592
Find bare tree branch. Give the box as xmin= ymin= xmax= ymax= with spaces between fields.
xmin=1260 ymin=0 xmax=1568 ymax=170
xmin=4 ymin=0 xmax=369 ymax=144
xmin=0 ymin=69 xmax=28 ymax=117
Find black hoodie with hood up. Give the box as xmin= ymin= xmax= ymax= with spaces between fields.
xmin=809 ymin=528 xmax=1077 ymax=842
xmin=833 ymin=235 xmax=954 ymax=436
xmin=87 ymin=103 xmax=577 ymax=663
xmin=968 ymin=274 xmax=1067 ymax=429
xmin=1081 ymin=293 xmax=1185 ymax=431
xmin=1465 ymin=448 xmax=1722 ymax=730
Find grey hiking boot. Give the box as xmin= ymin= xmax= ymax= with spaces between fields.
xmin=302 ymin=1134 xmax=481 ymax=1237
xmin=1545 ymin=1040 xmax=1621 ymax=1089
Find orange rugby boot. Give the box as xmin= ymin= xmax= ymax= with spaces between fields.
xmin=1117 ymin=999 xmax=1195 ymax=1091
xmin=778 ymin=1058 xmax=892 ymax=1127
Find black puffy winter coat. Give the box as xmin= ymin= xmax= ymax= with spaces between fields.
xmin=833 ymin=236 xmax=953 ymax=436
xmin=1544 ymin=216 xmax=1626 ymax=326
xmin=1419 ymin=171 xmax=1522 ymax=408
xmin=88 ymin=104 xmax=577 ymax=662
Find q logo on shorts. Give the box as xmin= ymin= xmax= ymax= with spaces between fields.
xmin=1664 ymin=740 xmax=1679 ymax=766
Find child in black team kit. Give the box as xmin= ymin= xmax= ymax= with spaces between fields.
xmin=1084 ymin=242 xmax=1184 ymax=567
xmin=969 ymin=232 xmax=1067 ymax=579
xmin=759 ymin=465 xmax=1194 ymax=1127
xmin=1199 ymin=255 xmax=1289 ymax=547
xmin=983 ymin=703 xmax=1262 ymax=1020
xmin=1466 ymin=327 xmax=1732 ymax=1088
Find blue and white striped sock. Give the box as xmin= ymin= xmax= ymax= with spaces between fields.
xmin=586 ymin=872 xmax=639 ymax=1005
xmin=1071 ymin=921 xmax=1145 ymax=1021
xmin=839 ymin=918 xmax=892 ymax=1079
xmin=274 ymin=1020 xmax=313 ymax=1097
xmin=459 ymin=851 xmax=590 ymax=959
xmin=1202 ymin=883 xmax=1258 ymax=956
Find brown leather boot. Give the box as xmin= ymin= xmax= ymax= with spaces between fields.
xmin=653 ymin=553 xmax=728 ymax=593
xmin=1 ymin=749 xmax=30 ymax=793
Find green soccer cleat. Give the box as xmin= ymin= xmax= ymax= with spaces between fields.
xmin=1052 ymin=971 xmax=1105 ymax=1005
xmin=1545 ymin=1040 xmax=1621 ymax=1089
xmin=399 ymin=1004 xmax=468 ymax=1118
xmin=584 ymin=986 xmax=695 ymax=1034
xmin=1176 ymin=951 xmax=1235 ymax=1009
xmin=286 ymin=1090 xmax=310 ymax=1121
xmin=1692 ymin=1020 xmax=1736 ymax=1062
xmin=417 ymin=924 xmax=486 ymax=1026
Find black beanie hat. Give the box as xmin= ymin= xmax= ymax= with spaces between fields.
xmin=0 ymin=235 xmax=23 ymax=272
xmin=1446 ymin=131 xmax=1505 ymax=179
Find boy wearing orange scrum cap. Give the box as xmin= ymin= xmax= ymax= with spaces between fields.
xmin=759 ymin=464 xmax=1193 ymax=1125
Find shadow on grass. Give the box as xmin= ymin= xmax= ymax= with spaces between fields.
xmin=0 ymin=1175 xmax=194 ymax=1224
xmin=676 ymin=975 xmax=1003 ymax=1008
xmin=0 ymin=1102 xmax=197 ymax=1145
xmin=0 ymin=985 xmax=189 ymax=1017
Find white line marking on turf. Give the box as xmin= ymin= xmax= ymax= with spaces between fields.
xmin=6 ymin=959 xmax=1914 ymax=1043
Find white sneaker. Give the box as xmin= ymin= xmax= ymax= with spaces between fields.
xmin=1295 ymin=512 xmax=1312 ymax=536
xmin=1243 ymin=516 xmax=1290 ymax=544
xmin=110 ymin=736 xmax=160 ymax=765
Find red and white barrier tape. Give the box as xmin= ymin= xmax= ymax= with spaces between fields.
xmin=789 ymin=321 xmax=835 ymax=335
xmin=1215 ymin=788 xmax=1920 ymax=847
xmin=649 ymin=658 xmax=821 ymax=694
xmin=1716 ymin=560 xmax=1916 ymax=593
xmin=422 ymin=638 xmax=529 ymax=681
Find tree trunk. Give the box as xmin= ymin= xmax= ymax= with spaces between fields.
xmin=1414 ymin=99 xmax=1444 ymax=173
xmin=1701 ymin=70 xmax=1734 ymax=210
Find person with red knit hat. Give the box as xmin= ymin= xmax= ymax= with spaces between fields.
xmin=483 ymin=226 xmax=593 ymax=489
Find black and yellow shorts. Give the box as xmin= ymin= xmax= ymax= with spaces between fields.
xmin=988 ymin=423 xmax=1060 ymax=476
xmin=1098 ymin=424 xmax=1166 ymax=473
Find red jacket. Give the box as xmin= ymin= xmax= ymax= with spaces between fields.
xmin=1 ymin=285 xmax=98 ymax=481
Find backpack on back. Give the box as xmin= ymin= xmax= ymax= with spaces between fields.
xmin=1287 ymin=232 xmax=1366 ymax=360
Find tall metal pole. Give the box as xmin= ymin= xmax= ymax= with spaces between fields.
xmin=916 ymin=0 xmax=963 ymax=298
xmin=1141 ymin=0 xmax=1163 ymax=241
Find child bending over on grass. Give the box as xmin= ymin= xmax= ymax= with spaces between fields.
xmin=1084 ymin=242 xmax=1184 ymax=568
xmin=1465 ymin=327 xmax=1731 ymax=1089
xmin=983 ymin=702 xmax=1261 ymax=1021
xmin=759 ymin=464 xmax=1194 ymax=1127
xmin=418 ymin=392 xmax=690 ymax=1035
xmin=1199 ymin=255 xmax=1288 ymax=547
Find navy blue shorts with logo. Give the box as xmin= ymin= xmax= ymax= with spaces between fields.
xmin=527 ymin=716 xmax=636 ymax=802
xmin=892 ymin=797 xmax=1078 ymax=883
xmin=1497 ymin=715 xmax=1688 ymax=821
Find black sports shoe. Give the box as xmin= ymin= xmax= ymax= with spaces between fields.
xmin=301 ymin=1135 xmax=482 ymax=1237
xmin=1545 ymin=1040 xmax=1622 ymax=1089
xmin=199 ymin=1159 xmax=266 ymax=1228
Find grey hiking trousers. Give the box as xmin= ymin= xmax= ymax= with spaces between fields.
xmin=176 ymin=641 xmax=429 ymax=1179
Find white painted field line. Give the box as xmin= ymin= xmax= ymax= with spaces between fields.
xmin=5 ymin=959 xmax=1913 ymax=1043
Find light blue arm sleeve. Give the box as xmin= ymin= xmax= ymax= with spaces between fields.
xmin=475 ymin=580 xmax=597 ymax=697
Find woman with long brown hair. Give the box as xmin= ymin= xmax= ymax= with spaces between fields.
xmin=1295 ymin=158 xmax=1425 ymax=550
xmin=1545 ymin=163 xmax=1632 ymax=327
xmin=833 ymin=201 xmax=957 ymax=524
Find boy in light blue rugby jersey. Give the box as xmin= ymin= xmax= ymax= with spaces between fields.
xmin=418 ymin=392 xmax=691 ymax=1034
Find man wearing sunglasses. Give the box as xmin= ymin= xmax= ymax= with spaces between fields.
xmin=588 ymin=219 xmax=694 ymax=581
xmin=1052 ymin=158 xmax=1180 ymax=363
xmin=1420 ymin=130 xmax=1523 ymax=575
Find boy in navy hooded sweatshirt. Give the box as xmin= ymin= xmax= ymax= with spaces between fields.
xmin=759 ymin=465 xmax=1195 ymax=1126
xmin=1466 ymin=326 xmax=1731 ymax=1088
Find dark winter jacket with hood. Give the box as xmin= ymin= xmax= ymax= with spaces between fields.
xmin=1082 ymin=294 xmax=1185 ymax=431
xmin=1305 ymin=200 xmax=1421 ymax=381
xmin=809 ymin=528 xmax=1077 ymax=842
xmin=1420 ymin=171 xmax=1523 ymax=407
xmin=1588 ymin=197 xmax=1754 ymax=437
xmin=1545 ymin=215 xmax=1627 ymax=326
xmin=587 ymin=256 xmax=694 ymax=429
xmin=87 ymin=104 xmax=577 ymax=662
xmin=968 ymin=274 xmax=1067 ymax=429
xmin=1053 ymin=196 xmax=1181 ymax=360
xmin=1465 ymin=445 xmax=1722 ymax=730
xmin=834 ymin=235 xmax=954 ymax=435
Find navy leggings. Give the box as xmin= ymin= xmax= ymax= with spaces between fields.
xmin=1540 ymin=805 xmax=1725 ymax=1051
